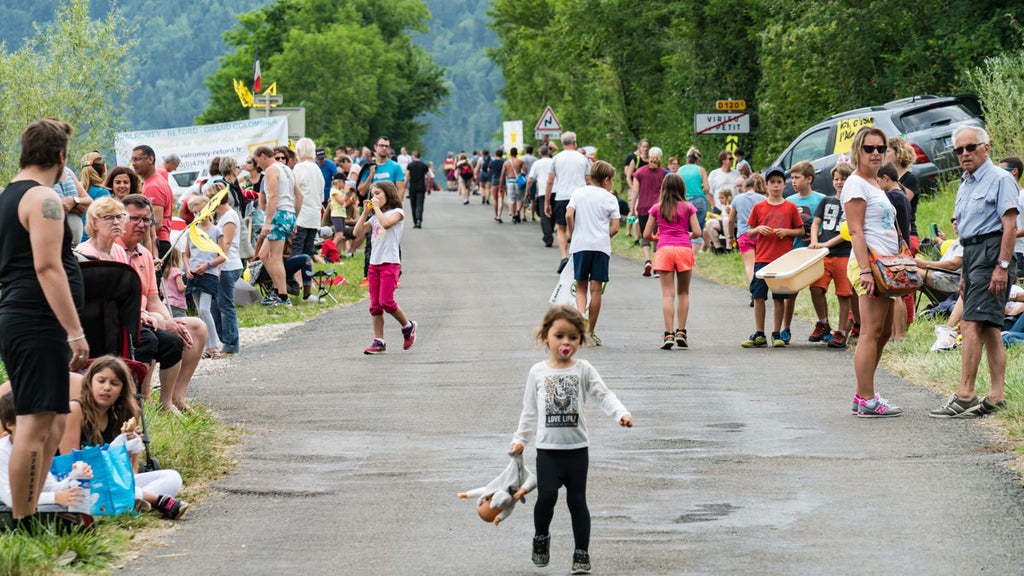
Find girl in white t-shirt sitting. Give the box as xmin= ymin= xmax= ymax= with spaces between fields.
xmin=354 ymin=181 xmax=417 ymax=355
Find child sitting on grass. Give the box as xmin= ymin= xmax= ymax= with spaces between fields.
xmin=58 ymin=356 xmax=189 ymax=520
xmin=1 ymin=392 xmax=93 ymax=523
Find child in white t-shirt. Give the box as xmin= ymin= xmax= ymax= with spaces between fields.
xmin=353 ymin=180 xmax=417 ymax=354
xmin=565 ymin=161 xmax=621 ymax=345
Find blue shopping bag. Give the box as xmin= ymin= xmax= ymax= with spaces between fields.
xmin=51 ymin=443 xmax=136 ymax=516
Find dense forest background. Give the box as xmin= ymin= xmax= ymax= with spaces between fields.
xmin=4 ymin=0 xmax=1024 ymax=172
xmin=488 ymin=0 xmax=1024 ymax=169
xmin=0 ymin=0 xmax=503 ymax=166
xmin=412 ymin=0 xmax=504 ymax=164
xmin=0 ymin=0 xmax=264 ymax=131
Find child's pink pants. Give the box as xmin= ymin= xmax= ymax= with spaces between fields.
xmin=368 ymin=263 xmax=401 ymax=316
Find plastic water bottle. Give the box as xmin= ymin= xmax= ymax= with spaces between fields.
xmin=67 ymin=458 xmax=91 ymax=515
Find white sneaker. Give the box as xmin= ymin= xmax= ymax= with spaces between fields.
xmin=304 ymin=294 xmax=320 ymax=303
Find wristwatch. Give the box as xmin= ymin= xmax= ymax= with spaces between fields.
xmin=73 ymin=196 xmax=81 ymax=205
xmin=998 ymin=260 xmax=1010 ymax=270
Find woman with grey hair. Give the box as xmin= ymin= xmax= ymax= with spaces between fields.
xmin=219 ymin=155 xmax=248 ymax=216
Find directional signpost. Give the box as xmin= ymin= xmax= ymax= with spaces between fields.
xmin=695 ymin=112 xmax=750 ymax=135
xmin=535 ymin=106 xmax=562 ymax=141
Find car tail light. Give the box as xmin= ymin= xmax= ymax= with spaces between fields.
xmin=910 ymin=143 xmax=930 ymax=164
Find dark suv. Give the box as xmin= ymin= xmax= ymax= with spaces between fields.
xmin=771 ymin=94 xmax=984 ymax=197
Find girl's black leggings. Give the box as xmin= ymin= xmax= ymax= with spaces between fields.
xmin=534 ymin=447 xmax=590 ymax=551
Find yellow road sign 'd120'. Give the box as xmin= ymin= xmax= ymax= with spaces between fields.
xmin=716 ymin=100 xmax=746 ymax=111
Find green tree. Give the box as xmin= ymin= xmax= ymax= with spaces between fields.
xmin=198 ymin=0 xmax=448 ymax=150
xmin=967 ymin=27 xmax=1024 ymax=158
xmin=0 ymin=0 xmax=136 ymax=182
xmin=488 ymin=0 xmax=1023 ymax=171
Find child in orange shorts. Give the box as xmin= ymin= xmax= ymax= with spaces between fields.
xmin=808 ymin=163 xmax=857 ymax=348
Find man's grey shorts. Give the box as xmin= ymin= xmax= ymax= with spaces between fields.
xmin=962 ymin=234 xmax=1017 ymax=327
xmin=506 ymin=180 xmax=523 ymax=203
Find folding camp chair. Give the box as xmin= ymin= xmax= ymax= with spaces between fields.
xmin=78 ymin=261 xmax=160 ymax=472
xmin=915 ymin=265 xmax=960 ymax=317
xmin=311 ymin=268 xmax=340 ymax=304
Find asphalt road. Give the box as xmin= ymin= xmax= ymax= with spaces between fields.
xmin=121 ymin=192 xmax=1024 ymax=575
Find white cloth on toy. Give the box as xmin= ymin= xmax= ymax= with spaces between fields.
xmin=461 ymin=449 xmax=538 ymax=523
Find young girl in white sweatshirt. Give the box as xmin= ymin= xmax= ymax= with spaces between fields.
xmin=511 ymin=305 xmax=633 ymax=575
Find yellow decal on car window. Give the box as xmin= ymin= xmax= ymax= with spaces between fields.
xmin=834 ymin=117 xmax=874 ymax=154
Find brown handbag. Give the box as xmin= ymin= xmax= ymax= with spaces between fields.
xmin=868 ymin=237 xmax=922 ymax=297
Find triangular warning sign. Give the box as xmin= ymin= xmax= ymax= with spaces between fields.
xmin=535 ymin=107 xmax=562 ymax=131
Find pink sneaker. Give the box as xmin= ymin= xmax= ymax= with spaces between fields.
xmin=363 ymin=340 xmax=387 ymax=355
xmin=402 ymin=321 xmax=417 ymax=350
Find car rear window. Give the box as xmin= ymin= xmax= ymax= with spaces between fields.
xmin=896 ymin=104 xmax=976 ymax=134
xmin=172 ymin=172 xmax=199 ymax=188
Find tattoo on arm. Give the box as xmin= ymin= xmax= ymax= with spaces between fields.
xmin=42 ymin=198 xmax=63 ymax=220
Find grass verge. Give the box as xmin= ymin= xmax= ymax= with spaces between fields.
xmin=236 ymin=258 xmax=366 ymax=327
xmin=611 ymin=187 xmax=1024 ymax=471
xmin=0 ymin=403 xmax=242 ymax=575
xmin=0 ymin=254 xmax=369 ymax=573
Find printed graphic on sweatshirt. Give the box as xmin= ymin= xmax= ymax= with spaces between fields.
xmin=544 ymin=374 xmax=580 ymax=428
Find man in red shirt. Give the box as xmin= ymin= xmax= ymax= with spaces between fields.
xmin=742 ymin=167 xmax=804 ymax=348
xmin=131 ymin=145 xmax=174 ymax=258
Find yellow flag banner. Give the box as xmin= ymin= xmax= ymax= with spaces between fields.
xmin=188 ymin=224 xmax=226 ymax=258
xmin=186 ymin=188 xmax=229 ymax=258
xmin=194 ymin=189 xmax=229 ymax=225
xmin=234 ymin=79 xmax=254 ymax=107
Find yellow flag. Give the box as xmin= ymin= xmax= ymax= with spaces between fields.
xmin=188 ymin=225 xmax=226 ymax=258
xmin=233 ymin=79 xmax=254 ymax=107
xmin=194 ymin=189 xmax=229 ymax=225
xmin=186 ymin=188 xmax=229 ymax=258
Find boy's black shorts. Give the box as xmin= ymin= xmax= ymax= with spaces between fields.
xmin=0 ymin=312 xmax=71 ymax=415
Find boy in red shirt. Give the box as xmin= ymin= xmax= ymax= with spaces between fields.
xmin=742 ymin=167 xmax=804 ymax=348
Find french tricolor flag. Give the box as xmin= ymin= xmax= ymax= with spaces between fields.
xmin=253 ymin=45 xmax=262 ymax=93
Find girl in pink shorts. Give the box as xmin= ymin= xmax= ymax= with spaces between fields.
xmin=353 ymin=181 xmax=417 ymax=355
xmin=644 ymin=173 xmax=701 ymax=349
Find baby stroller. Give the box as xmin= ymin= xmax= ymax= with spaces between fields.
xmin=78 ymin=260 xmax=160 ymax=472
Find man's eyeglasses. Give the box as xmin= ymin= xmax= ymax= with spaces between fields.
xmin=128 ymin=215 xmax=153 ymax=226
xmin=861 ymin=145 xmax=887 ymax=155
xmin=129 ymin=157 xmax=145 ymax=164
xmin=954 ymin=143 xmax=981 ymax=155
xmin=99 ymin=213 xmax=127 ymax=223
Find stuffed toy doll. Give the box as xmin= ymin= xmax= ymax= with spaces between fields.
xmin=458 ymin=444 xmax=537 ymax=525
